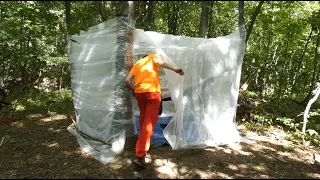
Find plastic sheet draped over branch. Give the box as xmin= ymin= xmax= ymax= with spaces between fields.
xmin=67 ymin=17 xmax=252 ymax=164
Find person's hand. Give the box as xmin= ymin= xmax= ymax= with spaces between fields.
xmin=174 ymin=68 xmax=184 ymax=75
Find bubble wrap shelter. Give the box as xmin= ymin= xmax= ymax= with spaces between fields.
xmin=67 ymin=17 xmax=251 ymax=164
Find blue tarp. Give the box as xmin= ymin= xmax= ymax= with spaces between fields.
xmin=135 ymin=115 xmax=172 ymax=147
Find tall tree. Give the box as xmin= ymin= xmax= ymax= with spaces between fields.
xmin=65 ymin=1 xmax=72 ymax=34
xmin=145 ymin=1 xmax=155 ymax=30
xmin=113 ymin=1 xmax=136 ymax=148
xmin=167 ymin=2 xmax=179 ymax=35
xmin=97 ymin=1 xmax=107 ymax=22
xmin=207 ymin=2 xmax=215 ymax=38
xmin=245 ymin=1 xmax=264 ymax=43
xmin=291 ymin=25 xmax=314 ymax=96
xmin=238 ymin=1 xmax=244 ymax=27
xmin=198 ymin=1 xmax=211 ymax=38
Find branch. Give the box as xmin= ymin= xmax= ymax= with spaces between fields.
xmin=246 ymin=1 xmax=264 ymax=43
xmin=302 ymin=83 xmax=320 ymax=134
xmin=0 ymin=135 xmax=5 ymax=147
xmin=240 ymin=67 xmax=260 ymax=91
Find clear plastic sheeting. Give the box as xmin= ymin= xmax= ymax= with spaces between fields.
xmin=68 ymin=17 xmax=253 ymax=164
xmin=67 ymin=17 xmax=136 ymax=164
xmin=134 ymin=26 xmax=252 ymax=149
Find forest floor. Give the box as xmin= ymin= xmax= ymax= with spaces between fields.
xmin=0 ymin=110 xmax=320 ymax=179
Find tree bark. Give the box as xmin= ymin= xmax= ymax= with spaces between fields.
xmin=245 ymin=1 xmax=264 ymax=44
xmin=238 ymin=1 xmax=244 ymax=27
xmin=115 ymin=1 xmax=134 ymax=19
xmin=114 ymin=1 xmax=136 ymax=149
xmin=65 ymin=1 xmax=72 ymax=34
xmin=167 ymin=2 xmax=179 ymax=35
xmin=198 ymin=1 xmax=211 ymax=38
xmin=207 ymin=2 xmax=214 ymax=38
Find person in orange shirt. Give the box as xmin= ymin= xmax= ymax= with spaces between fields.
xmin=125 ymin=51 xmax=184 ymax=169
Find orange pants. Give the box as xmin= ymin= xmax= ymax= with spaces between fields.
xmin=135 ymin=92 xmax=161 ymax=157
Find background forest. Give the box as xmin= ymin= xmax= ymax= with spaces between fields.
xmin=0 ymin=1 xmax=320 ymax=178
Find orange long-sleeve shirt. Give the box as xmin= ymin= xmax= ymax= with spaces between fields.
xmin=129 ymin=54 xmax=161 ymax=93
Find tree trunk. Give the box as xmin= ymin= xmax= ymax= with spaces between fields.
xmin=114 ymin=1 xmax=136 ymax=150
xmin=145 ymin=1 xmax=154 ymax=30
xmin=167 ymin=2 xmax=179 ymax=35
xmin=245 ymin=1 xmax=264 ymax=44
xmin=238 ymin=1 xmax=244 ymax=27
xmin=133 ymin=1 xmax=143 ymax=25
xmin=97 ymin=1 xmax=107 ymax=22
xmin=115 ymin=1 xmax=134 ymax=18
xmin=207 ymin=2 xmax=214 ymax=38
xmin=198 ymin=1 xmax=211 ymax=38
xmin=65 ymin=1 xmax=72 ymax=34
xmin=278 ymin=39 xmax=289 ymax=97
xmin=291 ymin=26 xmax=314 ymax=96
xmin=258 ymin=34 xmax=271 ymax=96
xmin=304 ymin=30 xmax=320 ymax=102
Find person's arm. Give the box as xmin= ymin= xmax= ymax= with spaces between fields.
xmin=153 ymin=56 xmax=184 ymax=75
xmin=125 ymin=74 xmax=135 ymax=92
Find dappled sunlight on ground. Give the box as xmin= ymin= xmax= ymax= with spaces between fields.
xmin=11 ymin=121 xmax=24 ymax=128
xmin=0 ymin=110 xmax=320 ymax=179
xmin=46 ymin=142 xmax=60 ymax=148
xmin=39 ymin=114 xmax=67 ymax=124
xmin=26 ymin=114 xmax=44 ymax=119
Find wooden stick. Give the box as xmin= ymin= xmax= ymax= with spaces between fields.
xmin=70 ymin=115 xmax=77 ymax=128
xmin=270 ymin=154 xmax=287 ymax=163
xmin=76 ymin=129 xmax=112 ymax=147
xmin=70 ymin=115 xmax=112 ymax=147
xmin=0 ymin=135 xmax=5 ymax=147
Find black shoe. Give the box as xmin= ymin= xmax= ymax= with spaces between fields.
xmin=133 ymin=155 xmax=146 ymax=170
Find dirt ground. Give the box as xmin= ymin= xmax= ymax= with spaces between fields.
xmin=0 ymin=112 xmax=319 ymax=179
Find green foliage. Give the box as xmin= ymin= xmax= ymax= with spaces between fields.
xmin=7 ymin=89 xmax=73 ymax=114
xmin=243 ymin=95 xmax=320 ymax=146
xmin=244 ymin=90 xmax=259 ymax=98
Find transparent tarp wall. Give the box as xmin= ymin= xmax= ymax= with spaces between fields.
xmin=134 ymin=26 xmax=249 ymax=149
xmin=67 ymin=17 xmax=136 ymax=164
xmin=68 ymin=17 xmax=251 ymax=164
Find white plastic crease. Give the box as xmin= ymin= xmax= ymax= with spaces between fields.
xmin=67 ymin=17 xmax=254 ymax=164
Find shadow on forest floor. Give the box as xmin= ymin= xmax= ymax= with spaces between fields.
xmin=0 ymin=107 xmax=320 ymax=179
